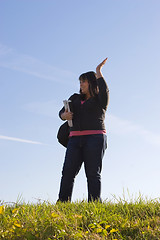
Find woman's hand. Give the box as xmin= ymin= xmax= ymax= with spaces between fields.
xmin=61 ymin=109 xmax=73 ymax=121
xmin=96 ymin=57 xmax=108 ymax=78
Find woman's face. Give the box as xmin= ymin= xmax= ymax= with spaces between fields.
xmin=80 ymin=79 xmax=89 ymax=95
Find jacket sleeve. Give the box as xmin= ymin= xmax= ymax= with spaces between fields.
xmin=59 ymin=93 xmax=78 ymax=120
xmin=97 ymin=77 xmax=109 ymax=110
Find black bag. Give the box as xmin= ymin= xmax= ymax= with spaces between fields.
xmin=57 ymin=121 xmax=70 ymax=148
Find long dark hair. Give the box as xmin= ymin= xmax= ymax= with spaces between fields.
xmin=79 ymin=71 xmax=99 ymax=100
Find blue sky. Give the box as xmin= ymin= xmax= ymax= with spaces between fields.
xmin=1 ymin=0 xmax=160 ymax=203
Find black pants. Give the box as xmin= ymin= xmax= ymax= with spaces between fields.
xmin=58 ymin=134 xmax=107 ymax=202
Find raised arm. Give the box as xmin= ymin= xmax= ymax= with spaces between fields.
xmin=96 ymin=58 xmax=109 ymax=110
xmin=96 ymin=57 xmax=108 ymax=78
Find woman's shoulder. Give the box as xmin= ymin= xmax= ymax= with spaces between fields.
xmin=69 ymin=93 xmax=80 ymax=101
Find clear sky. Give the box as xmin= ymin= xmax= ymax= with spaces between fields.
xmin=1 ymin=0 xmax=160 ymax=203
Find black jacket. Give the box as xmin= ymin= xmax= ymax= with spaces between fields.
xmin=59 ymin=77 xmax=109 ymax=131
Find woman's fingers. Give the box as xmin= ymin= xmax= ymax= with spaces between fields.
xmin=102 ymin=57 xmax=108 ymax=65
xmin=96 ymin=57 xmax=108 ymax=71
xmin=99 ymin=57 xmax=108 ymax=67
xmin=65 ymin=111 xmax=73 ymax=120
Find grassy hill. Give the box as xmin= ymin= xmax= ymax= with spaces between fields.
xmin=0 ymin=196 xmax=160 ymax=239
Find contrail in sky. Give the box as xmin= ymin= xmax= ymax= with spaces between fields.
xmin=0 ymin=43 xmax=76 ymax=84
xmin=107 ymin=114 xmax=160 ymax=147
xmin=0 ymin=135 xmax=47 ymax=145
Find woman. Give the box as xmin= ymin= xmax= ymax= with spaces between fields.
xmin=58 ymin=58 xmax=109 ymax=202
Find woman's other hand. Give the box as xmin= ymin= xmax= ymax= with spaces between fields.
xmin=96 ymin=57 xmax=108 ymax=78
xmin=61 ymin=109 xmax=73 ymax=121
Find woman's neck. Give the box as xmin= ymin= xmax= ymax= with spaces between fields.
xmin=85 ymin=92 xmax=91 ymax=100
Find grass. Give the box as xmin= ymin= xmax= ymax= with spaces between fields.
xmin=0 ymin=195 xmax=160 ymax=240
